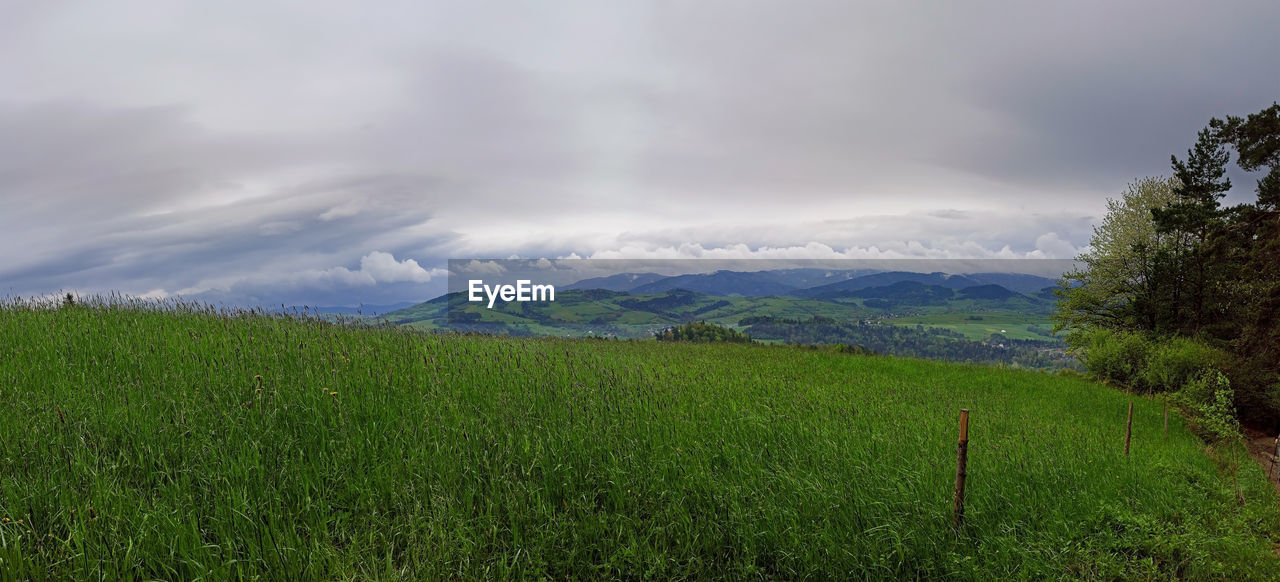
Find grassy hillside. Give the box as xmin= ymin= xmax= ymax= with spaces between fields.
xmin=1 ymin=298 xmax=1277 ymax=579
xmin=887 ymin=312 xmax=1059 ymax=341
xmin=383 ymin=287 xmax=1058 ymax=342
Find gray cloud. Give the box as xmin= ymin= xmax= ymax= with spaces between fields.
xmin=2 ymin=1 xmax=1276 ymax=305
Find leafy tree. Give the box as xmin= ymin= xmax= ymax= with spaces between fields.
xmin=1052 ymin=177 xmax=1180 ymax=336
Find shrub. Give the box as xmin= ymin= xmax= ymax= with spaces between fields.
xmin=1173 ymin=370 xmax=1241 ymax=443
xmin=1220 ymin=357 xmax=1280 ymax=429
xmin=1073 ymin=330 xmax=1227 ymax=395
xmin=1140 ymin=336 xmax=1227 ymax=393
xmin=1074 ymin=329 xmax=1152 ymax=389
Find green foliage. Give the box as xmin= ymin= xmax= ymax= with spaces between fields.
xmin=1025 ymin=324 xmax=1054 ymax=337
xmin=1141 ymin=335 xmax=1228 ymax=394
xmin=1052 ymin=177 xmax=1181 ymax=335
xmin=1 ymin=298 xmax=1278 ymax=579
xmin=1212 ymin=101 xmax=1280 ymax=208
xmin=655 ymin=320 xmax=752 ymax=343
xmin=1056 ymin=103 xmax=1280 ymax=425
xmin=1173 ymin=370 xmax=1242 ymax=443
xmin=1071 ymin=329 xmax=1227 ymax=395
xmin=1071 ymin=328 xmax=1152 ymax=389
xmin=1155 ymin=127 xmax=1231 ymax=238
xmin=1149 ymin=128 xmax=1232 ymax=334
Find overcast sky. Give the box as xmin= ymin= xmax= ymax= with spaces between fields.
xmin=2 ymin=1 xmax=1277 ymax=306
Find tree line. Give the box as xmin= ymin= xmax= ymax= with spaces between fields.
xmin=655 ymin=321 xmax=753 ymax=343
xmin=1054 ymin=103 xmax=1280 ymax=428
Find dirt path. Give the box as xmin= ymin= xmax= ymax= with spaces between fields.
xmin=1244 ymin=428 xmax=1280 ymax=497
xmin=1245 ymin=429 xmax=1280 ymax=558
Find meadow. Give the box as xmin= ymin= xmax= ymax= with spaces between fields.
xmin=885 ymin=312 xmax=1056 ymax=341
xmin=1 ymin=297 xmax=1277 ymax=580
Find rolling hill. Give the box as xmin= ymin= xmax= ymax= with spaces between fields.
xmin=562 ymin=268 xmax=885 ymax=294
xmin=628 ymin=270 xmax=800 ymax=296
xmin=790 ymin=271 xmax=1060 ymax=298
xmin=384 ymin=288 xmax=872 ymax=334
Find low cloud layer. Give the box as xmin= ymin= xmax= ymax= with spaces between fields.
xmin=2 ymin=2 xmax=1276 ymax=305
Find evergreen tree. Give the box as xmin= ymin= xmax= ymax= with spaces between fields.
xmin=1151 ymin=128 xmax=1231 ymax=333
xmin=1212 ymin=102 xmax=1280 ymax=209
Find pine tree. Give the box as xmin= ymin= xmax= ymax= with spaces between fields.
xmin=1151 ymin=128 xmax=1231 ymax=333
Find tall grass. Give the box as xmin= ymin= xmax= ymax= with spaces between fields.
xmin=1 ymin=296 xmax=1277 ymax=579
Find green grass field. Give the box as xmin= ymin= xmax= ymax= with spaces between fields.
xmin=1 ymin=298 xmax=1277 ymax=580
xmin=887 ymin=311 xmax=1057 ymax=341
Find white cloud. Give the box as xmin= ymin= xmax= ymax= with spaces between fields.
xmin=231 ymin=251 xmax=443 ymax=291
xmin=140 ymin=251 xmax=446 ymax=305
xmin=458 ymin=260 xmax=508 ymax=275
xmin=1031 ymin=232 xmax=1081 ymax=259
xmin=358 ymin=251 xmax=444 ymax=283
xmin=579 ymin=240 xmax=1068 ymax=261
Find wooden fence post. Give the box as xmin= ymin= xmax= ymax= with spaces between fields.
xmin=1124 ymin=401 xmax=1134 ymax=456
xmin=953 ymin=409 xmax=970 ymax=531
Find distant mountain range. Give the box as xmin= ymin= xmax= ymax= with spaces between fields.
xmin=382 ymin=268 xmax=1063 ymax=337
xmin=564 ymin=269 xmax=1060 ymax=298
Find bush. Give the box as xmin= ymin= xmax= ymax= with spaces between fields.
xmin=1220 ymin=357 xmax=1280 ymax=429
xmin=1074 ymin=329 xmax=1152 ymax=389
xmin=1073 ymin=329 xmax=1226 ymax=394
xmin=1140 ymin=336 xmax=1227 ymax=393
xmin=1173 ymin=370 xmax=1241 ymax=443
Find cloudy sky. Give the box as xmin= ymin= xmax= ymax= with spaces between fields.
xmin=2 ymin=1 xmax=1277 ymax=306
